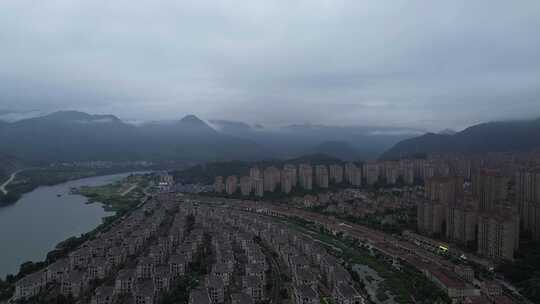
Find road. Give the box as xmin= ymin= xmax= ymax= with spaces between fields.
xmin=0 ymin=171 xmax=19 ymax=195
xmin=120 ymin=184 xmax=137 ymax=196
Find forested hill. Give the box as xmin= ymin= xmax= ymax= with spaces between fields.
xmin=381 ymin=118 xmax=540 ymax=159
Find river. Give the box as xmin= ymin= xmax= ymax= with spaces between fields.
xmin=0 ymin=172 xmax=134 ymax=278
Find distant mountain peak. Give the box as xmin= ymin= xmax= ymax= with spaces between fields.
xmin=179 ymin=114 xmax=204 ymax=124
xmin=177 ymin=114 xmax=216 ymax=133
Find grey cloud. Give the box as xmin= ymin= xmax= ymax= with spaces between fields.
xmin=0 ymin=0 xmax=539 ymax=130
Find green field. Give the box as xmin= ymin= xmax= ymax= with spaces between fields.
xmin=77 ymin=174 xmax=148 ymax=212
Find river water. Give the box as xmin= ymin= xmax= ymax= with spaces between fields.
xmin=0 ymin=173 xmax=132 ymax=278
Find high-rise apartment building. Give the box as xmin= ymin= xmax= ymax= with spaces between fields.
xmin=225 ymin=175 xmax=238 ymax=195
xmin=477 ymin=207 xmax=519 ymax=261
xmin=425 ymin=176 xmax=464 ymax=206
xmin=473 ymin=169 xmax=508 ymax=211
xmin=329 ymin=164 xmax=343 ymax=184
xmin=450 ymin=158 xmax=472 ymax=179
xmin=362 ymin=162 xmax=377 ymax=185
xmin=417 ymin=200 xmax=446 ymax=235
xmin=298 ymin=164 xmax=313 ymax=190
xmin=528 ymin=203 xmax=540 ymax=241
xmin=446 ymin=202 xmax=478 ymax=244
xmin=419 ymin=177 xmax=464 ymax=236
xmin=516 ymin=167 xmax=540 ymax=238
xmin=344 ymin=162 xmax=362 ymax=186
xmin=344 ymin=162 xmax=354 ymax=184
xmin=263 ymin=166 xmax=281 ymax=192
xmin=283 ymin=164 xmax=298 ymax=187
xmin=384 ymin=162 xmax=399 ymax=184
xmin=413 ymin=159 xmax=427 ymax=181
xmin=253 ymin=178 xmax=264 ymax=197
xmin=239 ymin=176 xmax=252 ymax=196
xmin=214 ymin=176 xmax=225 ymax=193
xmin=422 ymin=164 xmax=436 ymax=181
xmin=250 ymin=167 xmax=262 ymax=180
xmin=315 ymin=165 xmax=329 ymax=188
xmin=401 ymin=162 xmax=415 ymax=185
xmin=281 ymin=170 xmax=293 ymax=194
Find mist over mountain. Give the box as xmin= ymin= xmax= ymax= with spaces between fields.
xmin=0 ymin=111 xmax=420 ymax=164
xmin=176 ymin=115 xmax=218 ymax=135
xmin=204 ymin=120 xmax=419 ymax=160
xmin=0 ymin=111 xmax=141 ymax=162
xmin=0 ymin=111 xmax=270 ymax=163
xmin=381 ymin=118 xmax=540 ymax=159
xmin=18 ymin=111 xmax=540 ymax=165
xmin=208 ymin=120 xmax=254 ymax=135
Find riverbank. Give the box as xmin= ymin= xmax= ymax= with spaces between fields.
xmin=0 ymin=174 xmax=134 ymax=278
xmin=0 ymin=167 xmax=153 ymax=206
xmin=0 ymin=203 xmax=141 ymax=302
xmin=0 ymin=173 xmax=153 ymax=301
xmin=75 ymin=173 xmax=152 ymax=212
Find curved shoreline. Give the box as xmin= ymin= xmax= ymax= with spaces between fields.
xmin=0 ymin=173 xmax=133 ymax=278
xmin=0 ymin=168 xmax=150 ymax=207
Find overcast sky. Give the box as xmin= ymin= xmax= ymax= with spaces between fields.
xmin=1 ymin=1 xmax=539 ymax=131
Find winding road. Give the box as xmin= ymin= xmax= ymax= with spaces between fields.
xmin=0 ymin=171 xmax=19 ymax=195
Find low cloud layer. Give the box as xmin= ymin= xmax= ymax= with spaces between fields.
xmin=1 ymin=0 xmax=539 ymax=130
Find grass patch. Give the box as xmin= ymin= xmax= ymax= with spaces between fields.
xmin=76 ymin=174 xmax=148 ymax=212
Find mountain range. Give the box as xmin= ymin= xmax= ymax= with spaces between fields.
xmin=0 ymin=111 xmax=270 ymax=163
xmin=1 ymin=111 xmax=539 ymax=165
xmin=0 ymin=111 xmax=418 ymax=164
xmin=208 ymin=120 xmax=419 ymax=160
xmin=381 ymin=118 xmax=540 ymax=159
